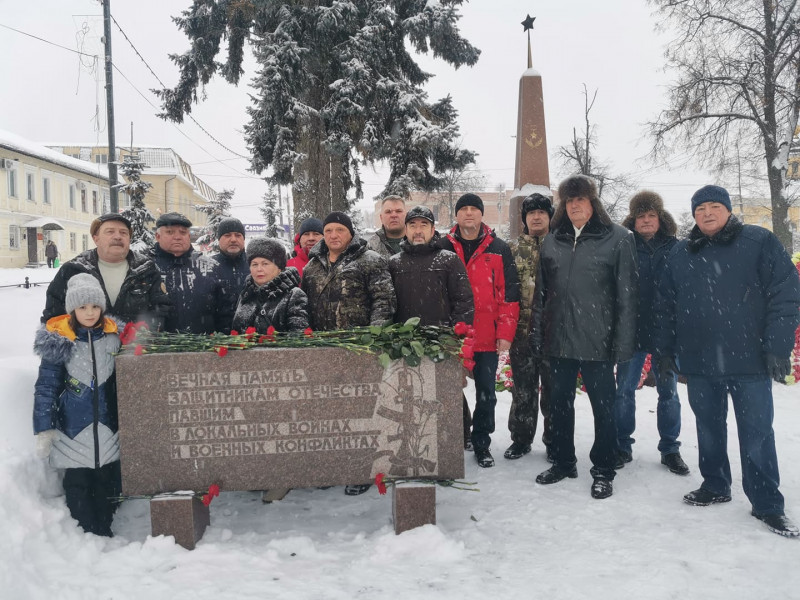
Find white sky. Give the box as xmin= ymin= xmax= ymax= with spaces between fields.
xmin=0 ymin=0 xmax=720 ymax=223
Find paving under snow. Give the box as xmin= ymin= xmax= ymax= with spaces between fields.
xmin=1 ymin=267 xmax=798 ymax=599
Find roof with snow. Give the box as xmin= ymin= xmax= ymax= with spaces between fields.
xmin=0 ymin=129 xmax=109 ymax=181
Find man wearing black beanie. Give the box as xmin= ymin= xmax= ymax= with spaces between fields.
xmin=440 ymin=193 xmax=521 ymax=468
xmin=211 ymin=217 xmax=248 ymax=332
xmin=301 ymin=210 xmax=397 ymax=494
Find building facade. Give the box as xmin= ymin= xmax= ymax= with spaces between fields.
xmin=0 ymin=129 xmax=110 ymax=268
xmin=47 ymin=145 xmax=215 ymax=227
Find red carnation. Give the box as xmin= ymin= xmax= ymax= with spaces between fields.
xmin=463 ymin=358 xmax=476 ymax=371
xmin=208 ymin=483 xmax=220 ymax=498
xmin=459 ymin=344 xmax=475 ymax=360
xmin=304 ymin=328 xmax=314 ymax=337
xmin=120 ymin=322 xmax=136 ymax=345
xmin=454 ymin=322 xmax=469 ymax=336
xmin=134 ymin=345 xmax=143 ymax=356
xmin=266 ymin=326 xmax=276 ymax=341
xmin=245 ymin=327 xmax=257 ymax=340
xmin=230 ymin=329 xmax=239 ymax=336
xmin=201 ymin=493 xmax=212 ymax=506
xmin=216 ymin=346 xmax=228 ymax=357
xmin=375 ymin=473 xmax=387 ymax=495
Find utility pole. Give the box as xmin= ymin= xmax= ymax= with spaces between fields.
xmin=102 ymin=0 xmax=119 ymax=212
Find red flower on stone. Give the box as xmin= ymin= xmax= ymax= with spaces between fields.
xmin=459 ymin=344 xmax=474 ymax=360
xmin=462 ymin=358 xmax=476 ymax=371
xmin=134 ymin=345 xmax=143 ymax=356
xmin=245 ymin=326 xmax=257 ymax=340
xmin=463 ymin=336 xmax=475 ymax=347
xmin=257 ymin=335 xmax=267 ymax=343
xmin=454 ymin=321 xmax=469 ymax=336
xmin=304 ymin=328 xmax=314 ymax=337
xmin=201 ymin=494 xmax=212 ymax=506
xmin=230 ymin=329 xmax=239 ymax=336
xmin=208 ymin=483 xmax=220 ymax=498
xmin=266 ymin=326 xmax=276 ymax=341
xmin=216 ymin=346 xmax=228 ymax=357
xmin=120 ymin=322 xmax=137 ymax=345
xmin=375 ymin=473 xmax=387 ymax=495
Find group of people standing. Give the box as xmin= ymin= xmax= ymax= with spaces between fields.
xmin=31 ymin=174 xmax=800 ymax=538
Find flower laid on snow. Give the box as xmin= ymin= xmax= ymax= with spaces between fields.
xmin=373 ymin=472 xmax=478 ymax=493
xmin=495 ymin=350 xmax=513 ymax=391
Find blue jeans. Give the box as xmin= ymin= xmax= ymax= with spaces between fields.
xmin=470 ymin=351 xmax=499 ymax=451
xmin=549 ymin=357 xmax=617 ymax=480
xmin=615 ymin=352 xmax=682 ymax=456
xmin=687 ymin=374 xmax=784 ymax=515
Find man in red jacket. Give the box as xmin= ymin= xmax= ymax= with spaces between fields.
xmin=287 ymin=218 xmax=324 ymax=276
xmin=440 ymin=193 xmax=520 ymax=467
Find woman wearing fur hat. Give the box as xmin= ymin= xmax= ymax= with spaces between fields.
xmin=232 ymin=237 xmax=309 ymax=334
xmin=615 ymin=191 xmax=689 ymax=476
xmin=33 ymin=273 xmax=123 ymax=536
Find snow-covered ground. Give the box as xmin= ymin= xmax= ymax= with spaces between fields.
xmin=1 ymin=267 xmax=798 ymax=600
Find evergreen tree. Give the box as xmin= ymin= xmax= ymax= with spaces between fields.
xmin=196 ymin=188 xmax=234 ymax=249
xmin=118 ymin=154 xmax=156 ymax=251
xmin=259 ymin=186 xmax=281 ymax=238
xmin=155 ymin=0 xmax=480 ymax=231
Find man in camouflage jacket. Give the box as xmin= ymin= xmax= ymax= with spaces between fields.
xmin=504 ymin=193 xmax=554 ymax=462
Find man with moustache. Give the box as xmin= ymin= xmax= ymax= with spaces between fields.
xmin=368 ymin=195 xmax=408 ymax=258
xmin=43 ymin=213 xmax=170 ymax=328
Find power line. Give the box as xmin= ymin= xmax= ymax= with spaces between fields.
xmin=109 ymin=14 xmax=250 ymax=161
xmin=0 ymin=22 xmax=98 ymax=58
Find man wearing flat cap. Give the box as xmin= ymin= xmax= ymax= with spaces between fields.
xmin=654 ymin=184 xmax=800 ymax=537
xmin=43 ymin=213 xmax=170 ymax=329
xmin=211 ymin=217 xmax=249 ymax=331
xmin=302 ymin=210 xmax=396 ymax=496
xmin=440 ymin=193 xmax=520 ymax=468
xmin=151 ymin=212 xmax=227 ymax=334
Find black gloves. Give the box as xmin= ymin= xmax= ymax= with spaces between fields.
xmin=765 ymin=354 xmax=791 ymax=383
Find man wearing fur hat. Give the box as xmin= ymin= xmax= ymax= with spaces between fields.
xmin=368 ymin=195 xmax=408 ymax=259
xmin=43 ymin=213 xmax=170 ymax=329
xmin=440 ymin=193 xmax=520 ymax=468
xmin=531 ymin=175 xmax=637 ymax=499
xmin=151 ymin=212 xmax=227 ymax=334
xmin=654 ymin=184 xmax=800 ymax=536
xmin=615 ymin=191 xmax=689 ymax=476
xmin=211 ymin=217 xmax=249 ymax=332
xmin=302 ymin=211 xmax=396 ymax=495
xmin=504 ymin=193 xmax=554 ymax=462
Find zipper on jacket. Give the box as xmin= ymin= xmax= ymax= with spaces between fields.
xmin=89 ymin=333 xmax=100 ymax=469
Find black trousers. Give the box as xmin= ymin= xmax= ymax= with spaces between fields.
xmin=62 ymin=461 xmax=121 ymax=537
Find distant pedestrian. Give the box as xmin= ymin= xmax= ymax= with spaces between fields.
xmin=45 ymin=240 xmax=58 ymax=268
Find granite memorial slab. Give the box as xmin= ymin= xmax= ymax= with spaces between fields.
xmin=150 ymin=495 xmax=210 ymax=550
xmin=392 ymin=483 xmax=436 ymax=534
xmin=116 ymin=348 xmax=465 ymax=495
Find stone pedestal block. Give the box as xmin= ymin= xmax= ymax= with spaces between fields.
xmin=150 ymin=495 xmax=210 ymax=550
xmin=392 ymin=483 xmax=436 ymax=534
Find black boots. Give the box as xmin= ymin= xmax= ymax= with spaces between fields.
xmin=503 ymin=442 xmax=532 ymax=460
xmin=661 ymin=452 xmax=690 ymax=475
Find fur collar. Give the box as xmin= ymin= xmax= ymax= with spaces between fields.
xmin=240 ymin=267 xmax=300 ymax=301
xmin=687 ymin=214 xmax=743 ymax=253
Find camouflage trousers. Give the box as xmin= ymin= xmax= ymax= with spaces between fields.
xmin=507 ymin=341 xmax=552 ymax=449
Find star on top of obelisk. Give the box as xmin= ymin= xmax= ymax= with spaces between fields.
xmin=521 ymin=14 xmax=536 ymax=68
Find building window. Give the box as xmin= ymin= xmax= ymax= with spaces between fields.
xmin=94 ymin=154 xmax=108 ymax=164
xmin=71 ymin=153 xmax=81 ymax=159
xmin=81 ymin=234 xmax=89 ymax=251
xmin=69 ymin=184 xmax=75 ymax=209
xmin=9 ymin=225 xmax=20 ymax=249
xmin=81 ymin=188 xmax=87 ymax=212
xmin=92 ymin=190 xmax=98 ymax=214
xmin=7 ymin=169 xmax=16 ymax=197
xmin=43 ymin=177 xmax=51 ymax=204
xmin=26 ymin=173 xmax=35 ymax=201
xmin=70 ymin=232 xmax=77 ymax=251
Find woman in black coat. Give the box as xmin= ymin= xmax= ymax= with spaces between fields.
xmin=232 ymin=237 xmax=309 ymax=333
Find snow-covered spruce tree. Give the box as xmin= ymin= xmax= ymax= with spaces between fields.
xmin=648 ymin=0 xmax=800 ymax=252
xmin=117 ymin=154 xmax=156 ymax=252
xmin=259 ymin=186 xmax=281 ymax=238
xmin=154 ymin=0 xmax=480 ymax=231
xmin=195 ymin=188 xmax=234 ymax=250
